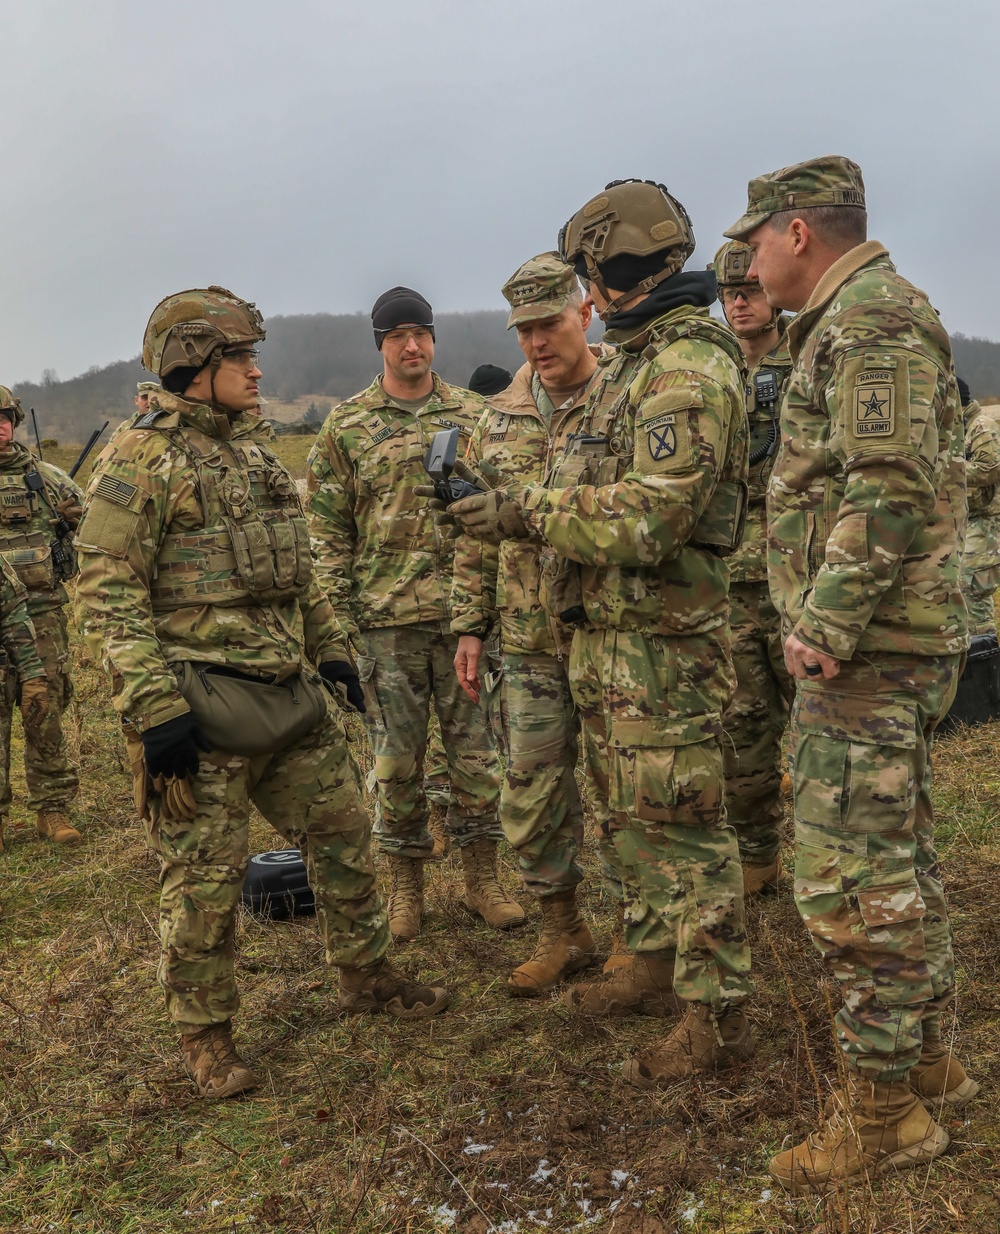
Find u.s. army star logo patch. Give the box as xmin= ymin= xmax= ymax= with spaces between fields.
xmin=647 ymin=421 xmax=677 ymax=460
xmin=853 ymin=371 xmax=895 ymax=437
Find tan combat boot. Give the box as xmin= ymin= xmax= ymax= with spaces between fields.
xmin=427 ymin=802 xmax=451 ymax=862
xmin=603 ymin=902 xmax=632 ymax=974
xmin=771 ymin=1071 xmax=951 ymax=1196
xmin=36 ymin=811 xmax=81 ymax=844
xmin=181 ymin=1021 xmax=257 ymax=1100
xmin=460 ymin=840 xmax=525 ymax=929
xmin=508 ymin=888 xmax=599 ymax=996
xmin=562 ymin=950 xmax=679 ymax=1017
xmin=385 ymin=854 xmax=424 ymax=941
xmin=742 ymin=855 xmax=781 ymax=898
xmin=909 ymin=1038 xmax=981 ymax=1110
xmin=780 ymin=771 xmax=793 ymax=798
xmin=622 ymin=1001 xmax=754 ymax=1089
xmin=338 ymin=958 xmax=450 ymax=1017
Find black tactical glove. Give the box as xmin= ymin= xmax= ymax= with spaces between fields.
xmin=319 ymin=660 xmax=366 ymax=713
xmin=141 ymin=713 xmax=211 ymax=779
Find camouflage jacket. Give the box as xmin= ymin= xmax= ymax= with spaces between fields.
xmin=522 ymin=304 xmax=748 ymax=642
xmin=450 ymin=351 xmax=609 ymax=655
xmin=306 ymin=373 xmax=486 ymax=644
xmin=74 ymin=390 xmax=350 ymax=733
xmin=729 ymin=322 xmax=792 ymax=585
xmin=0 ymin=552 xmax=44 ymax=680
xmin=961 ymin=398 xmax=1000 ymax=571
xmin=0 ymin=441 xmax=82 ymax=615
xmin=770 ymin=241 xmax=967 ymax=659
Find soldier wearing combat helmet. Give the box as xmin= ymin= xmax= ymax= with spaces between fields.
xmin=710 ymin=241 xmax=795 ymax=897
xmin=0 ymin=384 xmax=83 ymax=848
xmin=75 ymin=286 xmax=450 ymax=1101
xmin=449 ymin=180 xmax=755 ymax=1082
xmin=448 ymin=252 xmax=620 ymax=996
xmin=727 ymin=155 xmax=975 ymax=1192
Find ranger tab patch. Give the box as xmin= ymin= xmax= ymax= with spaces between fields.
xmin=853 ymin=371 xmax=895 ymax=437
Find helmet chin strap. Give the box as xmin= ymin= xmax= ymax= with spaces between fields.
xmin=585 ymin=253 xmax=681 ymax=322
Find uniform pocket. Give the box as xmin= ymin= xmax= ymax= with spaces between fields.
xmin=792 ymin=689 xmax=917 ymax=835
xmin=610 ymin=715 xmax=723 ymax=828
xmin=355 ymin=653 xmax=386 ymax=733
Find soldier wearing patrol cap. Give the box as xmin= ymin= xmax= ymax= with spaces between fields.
xmin=0 ymin=384 xmax=83 ymax=848
xmin=306 ymin=286 xmax=521 ymax=944
xmin=726 ymin=156 xmax=976 ymax=1192
xmin=135 ymin=381 xmax=160 ymax=416
xmin=75 ymin=286 xmax=450 ymax=1101
xmin=449 ymin=252 xmax=621 ymax=996
xmin=449 ymin=181 xmax=755 ymax=1083
xmin=711 ymin=242 xmax=795 ymax=897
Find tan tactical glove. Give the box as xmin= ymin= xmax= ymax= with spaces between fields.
xmin=152 ymin=775 xmax=199 ymax=822
xmin=448 ymin=489 xmax=532 ymax=544
xmin=20 ymin=677 xmax=50 ymax=732
xmin=55 ymin=496 xmax=84 ymax=528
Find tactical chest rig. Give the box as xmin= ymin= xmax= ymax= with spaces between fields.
xmin=138 ymin=416 xmax=312 ymax=611
xmin=550 ymin=315 xmax=748 ymax=555
xmin=0 ymin=465 xmax=65 ymax=591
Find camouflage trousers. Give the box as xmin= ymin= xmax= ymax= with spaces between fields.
xmin=484 ymin=651 xmax=585 ymax=897
xmin=423 ymin=705 xmax=450 ymax=808
xmin=791 ymin=652 xmax=962 ymax=1081
xmin=135 ymin=704 xmax=389 ymax=1029
xmin=960 ymin=562 xmax=998 ymax=637
xmin=0 ymin=605 xmax=79 ymax=815
xmin=570 ymin=626 xmax=752 ymax=1011
xmin=721 ymin=581 xmax=795 ymax=864
xmin=357 ymin=622 xmax=502 ymax=859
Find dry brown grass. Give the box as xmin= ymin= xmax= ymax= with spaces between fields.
xmin=1 ymin=440 xmax=997 ymax=1233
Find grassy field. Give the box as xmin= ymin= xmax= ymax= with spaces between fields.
xmin=1 ymin=440 xmax=998 ymax=1233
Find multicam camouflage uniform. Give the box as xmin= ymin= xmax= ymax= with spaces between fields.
xmin=0 ymin=554 xmax=46 ymax=844
xmin=75 ymin=388 xmax=390 ymax=1029
xmin=520 ymin=303 xmax=753 ymax=1012
xmin=306 ymin=374 xmax=502 ymax=859
xmin=721 ymin=324 xmax=795 ymax=868
xmin=0 ymin=440 xmax=81 ymax=818
xmin=959 ymin=396 xmax=1000 ymax=636
xmin=451 ymin=351 xmax=607 ymax=897
xmin=735 ymin=224 xmax=968 ymax=1081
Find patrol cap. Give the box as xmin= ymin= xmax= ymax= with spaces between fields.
xmin=136 ymin=381 xmax=159 ymax=393
xmin=502 ymin=251 xmax=579 ymax=329
xmin=725 ymin=155 xmax=866 ymax=241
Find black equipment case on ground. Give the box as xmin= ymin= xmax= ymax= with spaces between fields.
xmin=242 ymin=849 xmax=315 ymax=919
xmin=937 ymin=633 xmax=1000 ymax=735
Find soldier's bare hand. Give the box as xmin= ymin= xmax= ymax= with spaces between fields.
xmin=454 ymin=635 xmax=484 ymax=704
xmin=784 ymin=634 xmax=840 ymax=680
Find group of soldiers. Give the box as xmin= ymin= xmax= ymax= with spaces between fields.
xmin=1 ymin=152 xmax=992 ymax=1199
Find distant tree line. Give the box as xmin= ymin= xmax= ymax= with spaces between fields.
xmin=12 ymin=315 xmax=1000 ymax=446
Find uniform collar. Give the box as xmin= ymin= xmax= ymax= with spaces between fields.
xmin=786 ymin=240 xmax=890 ymax=361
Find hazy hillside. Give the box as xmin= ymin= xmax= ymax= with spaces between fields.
xmin=12 ymin=313 xmax=1000 ymax=446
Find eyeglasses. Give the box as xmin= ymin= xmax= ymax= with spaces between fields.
xmin=220 ymin=347 xmax=261 ymax=370
xmin=721 ymin=285 xmax=765 ymax=305
xmin=380 ymin=327 xmax=433 ymax=347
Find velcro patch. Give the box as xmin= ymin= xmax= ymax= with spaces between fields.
xmin=94 ymin=474 xmax=145 ymax=510
xmin=646 ymin=416 xmax=678 ymax=460
xmin=853 ymin=371 xmax=895 ymax=438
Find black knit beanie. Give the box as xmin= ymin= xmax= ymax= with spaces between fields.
xmin=371 ymin=286 xmax=434 ymax=349
xmin=468 ymin=364 xmax=513 ymax=397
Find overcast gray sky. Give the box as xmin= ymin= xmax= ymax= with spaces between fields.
xmin=2 ymin=0 xmax=997 ymax=384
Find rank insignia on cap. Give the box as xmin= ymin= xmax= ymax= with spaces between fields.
xmin=647 ymin=420 xmax=678 ymax=460
xmin=853 ymin=371 xmax=895 ymax=437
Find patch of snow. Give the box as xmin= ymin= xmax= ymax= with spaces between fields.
xmin=529 ymin=1159 xmax=556 ymax=1184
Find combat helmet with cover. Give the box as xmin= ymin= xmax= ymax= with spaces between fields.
xmin=0 ymin=385 xmax=25 ymax=428
xmin=142 ymin=286 xmax=265 ymax=384
xmin=711 ymin=240 xmax=779 ymax=337
xmin=558 ymin=179 xmax=695 ymax=320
